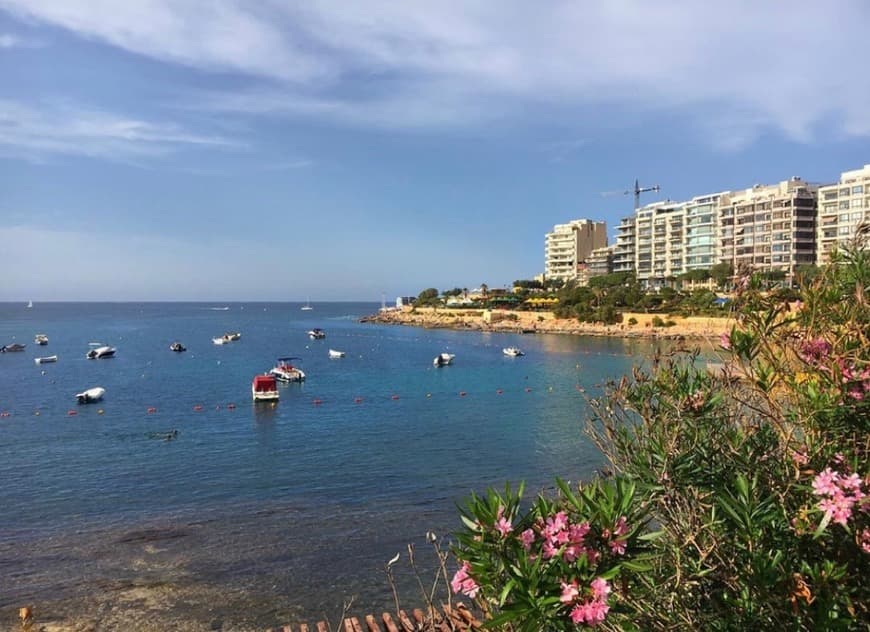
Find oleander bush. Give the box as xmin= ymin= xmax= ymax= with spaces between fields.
xmin=451 ymin=238 xmax=869 ymax=630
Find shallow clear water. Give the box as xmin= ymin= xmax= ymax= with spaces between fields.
xmin=0 ymin=302 xmax=651 ymax=627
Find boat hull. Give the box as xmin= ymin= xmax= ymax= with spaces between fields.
xmin=35 ymin=355 xmax=58 ymax=364
xmin=76 ymin=387 xmax=105 ymax=404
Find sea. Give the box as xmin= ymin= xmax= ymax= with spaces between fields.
xmin=0 ymin=302 xmax=657 ymax=629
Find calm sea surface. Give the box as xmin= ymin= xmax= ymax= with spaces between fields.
xmin=0 ymin=302 xmax=655 ymax=628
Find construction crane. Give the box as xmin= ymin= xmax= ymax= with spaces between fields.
xmin=601 ymin=179 xmax=661 ymax=210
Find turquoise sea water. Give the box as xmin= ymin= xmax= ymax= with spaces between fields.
xmin=0 ymin=302 xmax=653 ymax=627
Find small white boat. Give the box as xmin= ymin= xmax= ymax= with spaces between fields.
xmin=328 ymin=349 xmax=345 ymax=358
xmin=86 ymin=345 xmax=116 ymax=359
xmin=252 ymin=374 xmax=279 ymax=402
xmin=1 ymin=343 xmax=26 ymax=352
xmin=35 ymin=355 xmax=58 ymax=364
xmin=269 ymin=357 xmax=306 ymax=382
xmin=213 ymin=336 xmax=228 ymax=345
xmin=433 ymin=352 xmax=455 ymax=367
xmin=301 ymin=298 xmax=313 ymax=311
xmin=503 ymin=347 xmax=524 ymax=357
xmin=225 ymin=332 xmax=241 ymax=341
xmin=308 ymin=328 xmax=326 ymax=340
xmin=169 ymin=342 xmax=187 ymax=352
xmin=27 ymin=300 xmax=33 ymax=308
xmin=76 ymin=386 xmax=105 ymax=404
xmin=34 ymin=334 xmax=49 ymax=346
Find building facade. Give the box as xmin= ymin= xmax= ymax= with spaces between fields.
xmin=612 ymin=216 xmax=636 ymax=274
xmin=817 ymin=164 xmax=870 ymax=265
xmin=634 ymin=201 xmax=685 ymax=289
xmin=718 ymin=177 xmax=817 ymax=282
xmin=544 ymin=219 xmax=608 ymax=282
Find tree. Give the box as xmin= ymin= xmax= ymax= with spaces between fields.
xmin=414 ymin=287 xmax=440 ymax=306
xmin=710 ymin=262 xmax=733 ymax=288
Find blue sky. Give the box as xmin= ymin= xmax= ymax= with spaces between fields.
xmin=1 ymin=1 xmax=869 ymax=301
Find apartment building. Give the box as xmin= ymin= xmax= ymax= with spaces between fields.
xmin=817 ymin=164 xmax=870 ymax=265
xmin=684 ymin=193 xmax=726 ymax=272
xmin=718 ymin=177 xmax=817 ymax=281
xmin=634 ymin=201 xmax=686 ymax=288
xmin=544 ymin=219 xmax=607 ymax=282
xmin=612 ymin=216 xmax=636 ymax=274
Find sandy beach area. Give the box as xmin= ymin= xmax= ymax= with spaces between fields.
xmin=364 ymin=307 xmax=732 ymax=340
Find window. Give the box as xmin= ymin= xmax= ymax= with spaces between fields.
xmin=853 ymin=185 xmax=864 ymax=194
xmin=823 ymin=191 xmax=838 ymax=201
xmin=840 ymin=188 xmax=850 ymax=196
xmin=840 ymin=200 xmax=850 ymax=209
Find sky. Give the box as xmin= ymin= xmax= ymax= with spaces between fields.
xmin=1 ymin=1 xmax=869 ymax=301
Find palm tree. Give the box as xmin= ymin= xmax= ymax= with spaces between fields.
xmin=480 ymin=283 xmax=489 ymax=299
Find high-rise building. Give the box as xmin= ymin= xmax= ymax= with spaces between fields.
xmin=817 ymin=164 xmax=870 ymax=265
xmin=634 ymin=201 xmax=685 ymax=289
xmin=544 ymin=220 xmax=608 ymax=282
xmin=684 ymin=193 xmax=727 ymax=272
xmin=612 ymin=216 xmax=636 ymax=274
xmin=718 ymin=177 xmax=817 ymax=281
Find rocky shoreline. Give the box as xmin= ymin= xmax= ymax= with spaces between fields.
xmin=362 ymin=307 xmax=732 ymax=340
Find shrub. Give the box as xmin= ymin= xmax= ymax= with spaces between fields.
xmin=451 ymin=241 xmax=870 ymax=629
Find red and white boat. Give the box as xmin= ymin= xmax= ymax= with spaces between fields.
xmin=252 ymin=374 xmax=279 ymax=402
xmin=269 ymin=357 xmax=306 ymax=383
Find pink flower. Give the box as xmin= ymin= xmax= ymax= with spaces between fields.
xmin=590 ymin=577 xmax=611 ymax=601
xmin=719 ymin=332 xmax=731 ymax=350
xmin=613 ymin=516 xmax=629 ymax=537
xmin=450 ymin=562 xmax=480 ymax=599
xmin=609 ymin=539 xmax=627 ymax=555
xmin=570 ymin=600 xmax=610 ymax=626
xmin=494 ymin=506 xmax=512 ymax=536
xmin=860 ymin=528 xmax=870 ymax=554
xmin=519 ymin=528 xmax=535 ymax=550
xmin=812 ymin=468 xmax=840 ymax=496
xmin=791 ymin=450 xmax=809 ymax=466
xmin=560 ymin=580 xmax=579 ymax=604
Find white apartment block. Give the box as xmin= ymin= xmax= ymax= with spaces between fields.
xmin=684 ymin=193 xmax=726 ymax=272
xmin=718 ymin=177 xmax=817 ymax=280
xmin=634 ymin=201 xmax=686 ymax=288
xmin=817 ymin=164 xmax=870 ymax=265
xmin=613 ymin=216 xmax=636 ymax=274
xmin=544 ymin=219 xmax=607 ymax=282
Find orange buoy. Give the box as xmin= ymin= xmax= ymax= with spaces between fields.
xmin=67 ymin=410 xmax=77 ymax=416
xmin=354 ymin=397 xmax=363 ymax=404
xmin=227 ymin=403 xmax=236 ymax=410
xmin=193 ymin=405 xmax=203 ymax=412
xmin=459 ymin=391 xmax=467 ymax=397
xmin=391 ymin=394 xmax=400 ymax=400
xmin=147 ymin=407 xmax=157 ymax=414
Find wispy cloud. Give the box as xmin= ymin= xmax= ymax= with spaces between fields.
xmin=0 ymin=98 xmax=238 ymax=162
xmin=2 ymin=1 xmax=869 ymax=146
xmin=0 ymin=32 xmax=42 ymax=48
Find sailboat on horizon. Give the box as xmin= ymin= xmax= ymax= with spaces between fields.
xmin=27 ymin=300 xmax=33 ymax=308
xmin=301 ymin=298 xmax=313 ymax=311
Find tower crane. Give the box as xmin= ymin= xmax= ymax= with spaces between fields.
xmin=601 ymin=179 xmax=661 ymax=210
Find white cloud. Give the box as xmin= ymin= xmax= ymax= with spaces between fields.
xmin=0 ymin=32 xmax=42 ymax=48
xmin=2 ymin=0 xmax=869 ymax=145
xmin=0 ymin=98 xmax=237 ymax=162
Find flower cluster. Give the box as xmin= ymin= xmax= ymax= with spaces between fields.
xmin=561 ymin=577 xmax=611 ymax=626
xmin=798 ymin=338 xmax=832 ymax=365
xmin=812 ymin=467 xmax=868 ymax=527
xmin=837 ymin=360 xmax=870 ymax=401
xmin=450 ymin=561 xmax=480 ymax=598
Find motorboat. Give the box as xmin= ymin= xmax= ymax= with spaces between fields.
xmin=503 ymin=347 xmax=524 ymax=357
xmin=35 ymin=355 xmax=58 ymax=364
xmin=328 ymin=349 xmax=345 ymax=358
xmin=225 ymin=332 xmax=241 ymax=341
xmin=169 ymin=342 xmax=187 ymax=352
xmin=308 ymin=328 xmax=326 ymax=340
xmin=76 ymin=386 xmax=105 ymax=404
xmin=433 ymin=352 xmax=455 ymax=367
xmin=1 ymin=343 xmax=26 ymax=352
xmin=269 ymin=357 xmax=306 ymax=383
xmin=34 ymin=334 xmax=49 ymax=346
xmin=213 ymin=336 xmax=228 ymax=345
xmin=252 ymin=374 xmax=279 ymax=402
xmin=86 ymin=345 xmax=116 ymax=359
